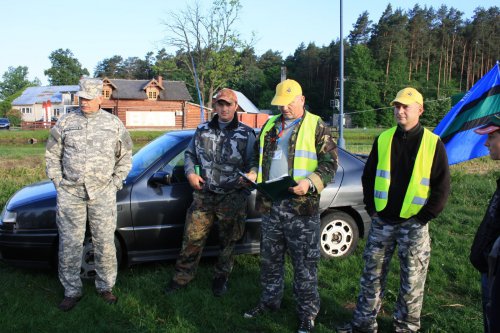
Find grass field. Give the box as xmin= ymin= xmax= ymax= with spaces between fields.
xmin=0 ymin=128 xmax=498 ymax=332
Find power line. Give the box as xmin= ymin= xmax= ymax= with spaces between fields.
xmin=344 ymin=97 xmax=451 ymax=115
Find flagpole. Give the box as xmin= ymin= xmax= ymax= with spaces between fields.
xmin=338 ymin=0 xmax=345 ymax=149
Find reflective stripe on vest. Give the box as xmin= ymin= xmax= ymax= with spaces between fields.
xmin=374 ymin=126 xmax=439 ymax=218
xmin=257 ymin=113 xmax=319 ymax=183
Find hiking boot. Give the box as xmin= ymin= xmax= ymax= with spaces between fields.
xmin=298 ymin=318 xmax=315 ymax=333
xmin=164 ymin=279 xmax=186 ymax=294
xmin=243 ymin=303 xmax=278 ymax=319
xmin=212 ymin=276 xmax=228 ymax=297
xmin=99 ymin=291 xmax=118 ymax=304
xmin=58 ymin=296 xmax=82 ymax=312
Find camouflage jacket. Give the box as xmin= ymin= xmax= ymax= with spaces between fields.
xmin=252 ymin=111 xmax=338 ymax=215
xmin=185 ymin=114 xmax=256 ymax=194
xmin=45 ymin=109 xmax=133 ymax=200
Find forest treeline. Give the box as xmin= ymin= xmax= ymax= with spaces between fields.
xmin=1 ymin=2 xmax=498 ymax=128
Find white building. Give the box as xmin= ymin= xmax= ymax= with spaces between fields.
xmin=12 ymin=85 xmax=79 ymax=122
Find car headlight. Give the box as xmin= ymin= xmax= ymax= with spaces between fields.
xmin=0 ymin=207 xmax=17 ymax=229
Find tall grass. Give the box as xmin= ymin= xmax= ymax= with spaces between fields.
xmin=0 ymin=131 xmax=498 ymax=332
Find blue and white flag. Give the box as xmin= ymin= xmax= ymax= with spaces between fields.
xmin=434 ymin=62 xmax=500 ymax=165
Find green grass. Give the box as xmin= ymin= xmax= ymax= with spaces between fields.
xmin=0 ymin=129 xmax=498 ymax=332
xmin=0 ymin=129 xmax=165 ymax=144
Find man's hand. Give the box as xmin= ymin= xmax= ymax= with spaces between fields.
xmin=289 ymin=179 xmax=310 ymax=196
xmin=239 ymin=171 xmax=257 ymax=187
xmin=187 ymin=173 xmax=205 ymax=190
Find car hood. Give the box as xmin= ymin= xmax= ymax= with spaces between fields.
xmin=6 ymin=180 xmax=56 ymax=210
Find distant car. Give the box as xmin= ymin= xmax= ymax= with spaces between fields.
xmin=0 ymin=130 xmax=370 ymax=278
xmin=0 ymin=118 xmax=10 ymax=130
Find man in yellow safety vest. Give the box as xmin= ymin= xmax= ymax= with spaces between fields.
xmin=338 ymin=87 xmax=450 ymax=333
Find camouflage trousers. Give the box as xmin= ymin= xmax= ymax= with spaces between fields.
xmin=352 ymin=217 xmax=431 ymax=333
xmin=56 ymin=182 xmax=118 ymax=298
xmin=259 ymin=199 xmax=321 ymax=321
xmin=172 ymin=190 xmax=247 ymax=285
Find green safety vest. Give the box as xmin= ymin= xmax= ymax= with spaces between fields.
xmin=257 ymin=112 xmax=320 ymax=183
xmin=374 ymin=126 xmax=439 ymax=218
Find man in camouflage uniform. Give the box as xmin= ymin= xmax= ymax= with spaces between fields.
xmin=45 ymin=78 xmax=132 ymax=311
xmin=243 ymin=79 xmax=338 ymax=333
xmin=337 ymin=88 xmax=450 ymax=333
xmin=165 ymin=88 xmax=256 ymax=297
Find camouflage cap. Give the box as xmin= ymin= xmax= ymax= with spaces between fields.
xmin=76 ymin=78 xmax=103 ymax=100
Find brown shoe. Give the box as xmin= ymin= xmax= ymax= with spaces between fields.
xmin=99 ymin=291 xmax=118 ymax=304
xmin=58 ymin=296 xmax=82 ymax=312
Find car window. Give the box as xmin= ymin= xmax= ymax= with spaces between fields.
xmin=159 ymin=149 xmax=187 ymax=183
xmin=126 ymin=134 xmax=185 ymax=182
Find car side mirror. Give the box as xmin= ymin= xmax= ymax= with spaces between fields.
xmin=149 ymin=171 xmax=172 ymax=186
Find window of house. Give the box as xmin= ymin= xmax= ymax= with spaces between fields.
xmin=21 ymin=107 xmax=32 ymax=114
xmin=146 ymin=87 xmax=159 ymax=100
xmin=103 ymin=87 xmax=112 ymax=99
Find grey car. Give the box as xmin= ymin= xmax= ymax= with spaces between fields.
xmin=0 ymin=130 xmax=370 ymax=277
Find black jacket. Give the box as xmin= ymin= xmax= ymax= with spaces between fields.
xmin=361 ymin=123 xmax=450 ymax=224
xmin=470 ymin=178 xmax=500 ymax=273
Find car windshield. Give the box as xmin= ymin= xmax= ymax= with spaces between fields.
xmin=126 ymin=133 xmax=186 ymax=182
xmin=0 ymin=118 xmax=8 ymax=123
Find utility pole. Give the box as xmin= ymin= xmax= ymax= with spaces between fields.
xmin=338 ymin=0 xmax=346 ymax=149
xmin=280 ymin=66 xmax=287 ymax=82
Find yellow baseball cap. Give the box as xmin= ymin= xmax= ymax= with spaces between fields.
xmin=271 ymin=79 xmax=302 ymax=106
xmin=390 ymin=87 xmax=423 ymax=106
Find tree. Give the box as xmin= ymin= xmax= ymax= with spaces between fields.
xmin=0 ymin=66 xmax=40 ymax=117
xmin=349 ymin=11 xmax=373 ymax=46
xmin=229 ymin=47 xmax=266 ymax=107
xmin=94 ymin=55 xmax=125 ymax=78
xmin=160 ymin=0 xmax=248 ymax=107
xmin=345 ymin=45 xmax=381 ymax=127
xmin=0 ymin=66 xmax=35 ymax=100
xmin=44 ymin=49 xmax=89 ymax=85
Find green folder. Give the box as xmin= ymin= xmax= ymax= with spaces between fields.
xmin=239 ymin=172 xmax=298 ymax=201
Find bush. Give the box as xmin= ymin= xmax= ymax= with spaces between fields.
xmin=5 ymin=108 xmax=22 ymax=127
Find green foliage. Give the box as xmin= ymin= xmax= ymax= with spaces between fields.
xmin=345 ymin=45 xmax=382 ymax=127
xmin=421 ymin=97 xmax=452 ymax=127
xmin=5 ymin=108 xmax=22 ymax=127
xmin=0 ymin=66 xmax=34 ymax=100
xmin=0 ymin=90 xmax=23 ymax=117
xmin=44 ymin=49 xmax=90 ymax=85
xmin=160 ymin=0 xmax=246 ymax=107
xmin=0 ymin=140 xmax=496 ymax=332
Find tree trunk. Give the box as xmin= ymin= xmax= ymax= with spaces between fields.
xmin=460 ymin=41 xmax=466 ymax=91
xmin=385 ymin=41 xmax=392 ymax=82
xmin=449 ymin=34 xmax=456 ymax=82
xmin=437 ymin=46 xmax=443 ymax=96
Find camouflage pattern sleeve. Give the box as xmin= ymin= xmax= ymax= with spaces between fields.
xmin=45 ymin=122 xmax=64 ymax=185
xmin=308 ymin=120 xmax=338 ymax=193
xmin=184 ymin=135 xmax=198 ymax=176
xmin=112 ymin=123 xmax=133 ymax=189
xmin=244 ymin=129 xmax=257 ymax=173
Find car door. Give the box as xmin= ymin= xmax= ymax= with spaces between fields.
xmin=128 ymin=148 xmax=194 ymax=261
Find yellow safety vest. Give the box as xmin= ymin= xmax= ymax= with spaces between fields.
xmin=257 ymin=113 xmax=320 ymax=183
xmin=374 ymin=126 xmax=439 ymax=218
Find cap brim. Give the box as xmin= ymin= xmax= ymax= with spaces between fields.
xmin=390 ymin=97 xmax=420 ymax=106
xmin=271 ymin=95 xmax=295 ymax=106
xmin=76 ymin=91 xmax=95 ymax=99
xmin=215 ymin=97 xmax=236 ymax=104
xmin=474 ymin=125 xmax=500 ymax=135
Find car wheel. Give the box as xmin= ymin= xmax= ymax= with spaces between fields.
xmin=320 ymin=211 xmax=359 ymax=259
xmin=81 ymin=235 xmax=122 ymax=279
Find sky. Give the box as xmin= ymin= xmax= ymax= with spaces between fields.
xmin=0 ymin=0 xmax=497 ymax=85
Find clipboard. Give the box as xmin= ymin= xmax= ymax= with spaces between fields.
xmin=239 ymin=171 xmax=298 ymax=201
